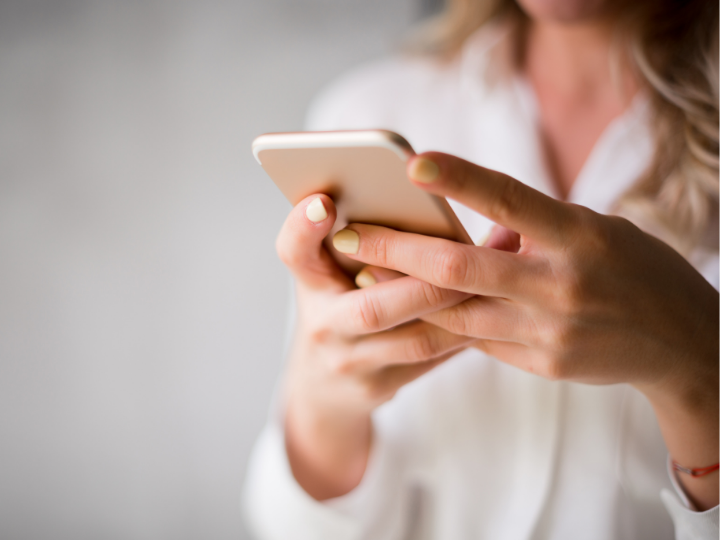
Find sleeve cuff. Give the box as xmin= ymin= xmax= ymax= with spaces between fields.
xmin=243 ymin=422 xmax=361 ymax=540
xmin=243 ymin=416 xmax=404 ymax=540
xmin=667 ymin=455 xmax=695 ymax=510
xmin=661 ymin=455 xmax=719 ymax=540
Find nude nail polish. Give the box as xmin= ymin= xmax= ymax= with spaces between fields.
xmin=333 ymin=229 xmax=359 ymax=254
xmin=305 ymin=197 xmax=328 ymax=223
xmin=409 ymin=157 xmax=440 ymax=183
xmin=355 ymin=269 xmax=377 ymax=288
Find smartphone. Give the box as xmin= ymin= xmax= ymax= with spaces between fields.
xmin=252 ymin=129 xmax=472 ymax=274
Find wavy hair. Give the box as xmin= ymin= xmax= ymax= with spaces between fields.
xmin=409 ymin=0 xmax=719 ymax=253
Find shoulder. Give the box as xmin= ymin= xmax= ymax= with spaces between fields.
xmin=304 ymin=55 xmax=463 ymax=132
xmin=303 ymin=22 xmax=510 ymax=143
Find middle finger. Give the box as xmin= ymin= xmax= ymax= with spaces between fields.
xmin=333 ymin=224 xmax=544 ymax=299
xmin=332 ymin=275 xmax=472 ymax=335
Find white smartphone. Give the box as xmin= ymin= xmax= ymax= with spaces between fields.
xmin=252 ymin=129 xmax=472 ymax=273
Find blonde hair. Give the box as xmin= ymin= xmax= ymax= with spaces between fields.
xmin=409 ymin=0 xmax=719 ymax=253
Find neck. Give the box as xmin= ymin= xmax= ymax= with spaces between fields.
xmin=524 ymin=20 xmax=635 ymax=102
xmin=519 ymin=17 xmax=639 ymax=199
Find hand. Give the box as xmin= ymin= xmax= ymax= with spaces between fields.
xmin=332 ymin=152 xmax=719 ymax=508
xmin=277 ymin=193 xmax=474 ymax=500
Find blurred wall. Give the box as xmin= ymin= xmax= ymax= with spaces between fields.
xmin=0 ymin=1 xmax=421 ymax=538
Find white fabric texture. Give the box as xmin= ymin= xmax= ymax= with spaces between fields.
xmin=243 ymin=26 xmax=720 ymax=540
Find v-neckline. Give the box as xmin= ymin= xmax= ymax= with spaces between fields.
xmin=511 ymin=76 xmax=649 ymax=206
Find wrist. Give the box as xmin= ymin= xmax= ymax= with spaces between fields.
xmin=639 ymin=322 xmax=718 ymax=416
xmin=634 ymin=338 xmax=719 ymax=510
xmin=284 ymin=389 xmax=372 ymax=500
xmin=637 ymin=282 xmax=718 ymax=410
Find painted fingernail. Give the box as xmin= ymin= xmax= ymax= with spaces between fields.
xmin=355 ymin=269 xmax=377 ymax=289
xmin=332 ymin=229 xmax=359 ymax=254
xmin=409 ymin=157 xmax=439 ymax=184
xmin=305 ymin=197 xmax=328 ymax=223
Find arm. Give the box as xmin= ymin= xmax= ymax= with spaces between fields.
xmin=332 ymin=152 xmax=719 ymax=510
xmin=244 ymin=193 xmax=475 ymax=539
xmin=272 ymin=194 xmax=472 ymax=499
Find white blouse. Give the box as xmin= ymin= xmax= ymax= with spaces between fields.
xmin=243 ymin=27 xmax=720 ymax=540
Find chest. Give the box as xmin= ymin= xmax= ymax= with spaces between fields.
xmin=532 ymin=87 xmax=632 ymax=199
xmin=375 ymin=351 xmax=675 ymax=540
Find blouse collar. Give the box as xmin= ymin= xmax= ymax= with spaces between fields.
xmin=456 ymin=23 xmax=654 ymax=216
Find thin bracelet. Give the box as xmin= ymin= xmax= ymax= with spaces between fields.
xmin=672 ymin=460 xmax=720 ymax=477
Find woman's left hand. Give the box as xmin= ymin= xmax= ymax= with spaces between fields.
xmin=333 ymin=151 xmax=719 ymax=509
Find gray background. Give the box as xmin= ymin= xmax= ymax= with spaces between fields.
xmin=0 ymin=1 xmax=432 ymax=538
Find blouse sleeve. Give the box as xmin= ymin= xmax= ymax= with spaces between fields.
xmin=661 ymin=486 xmax=719 ymax=540
xmin=243 ymin=62 xmax=425 ymax=539
xmin=660 ymin=251 xmax=719 ymax=539
xmin=242 ymin=411 xmax=411 ymax=540
xmin=242 ymin=270 xmax=412 ymax=540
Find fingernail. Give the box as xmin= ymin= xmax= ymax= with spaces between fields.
xmin=409 ymin=157 xmax=440 ymax=184
xmin=355 ymin=269 xmax=377 ymax=288
xmin=305 ymin=197 xmax=328 ymax=223
xmin=332 ymin=229 xmax=359 ymax=254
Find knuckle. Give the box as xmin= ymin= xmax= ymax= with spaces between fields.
xmin=405 ymin=331 xmax=441 ymax=362
xmin=582 ymin=215 xmax=613 ymax=257
xmin=417 ymin=281 xmax=449 ymax=309
xmin=560 ymin=204 xmax=586 ymax=242
xmin=350 ymin=294 xmax=384 ymax=333
xmin=489 ymin=177 xmax=524 ymax=223
xmin=609 ymin=214 xmax=639 ymax=234
xmin=367 ymin=232 xmax=392 ymax=267
xmin=442 ymin=305 xmax=470 ymax=336
xmin=432 ymin=246 xmax=472 ymax=288
xmin=605 ymin=215 xmax=644 ymax=250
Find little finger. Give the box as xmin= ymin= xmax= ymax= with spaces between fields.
xmin=345 ymin=320 xmax=476 ymax=371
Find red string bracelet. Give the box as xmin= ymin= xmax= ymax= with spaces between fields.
xmin=672 ymin=461 xmax=720 ymax=477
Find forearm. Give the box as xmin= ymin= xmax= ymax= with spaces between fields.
xmin=284 ymin=392 xmax=372 ymax=501
xmin=638 ymin=306 xmax=719 ymax=510
xmin=644 ymin=383 xmax=718 ymax=509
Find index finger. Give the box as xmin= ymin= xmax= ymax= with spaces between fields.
xmin=407 ymin=152 xmax=578 ymax=245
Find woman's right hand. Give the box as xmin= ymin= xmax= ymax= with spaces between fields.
xmin=278 ymin=194 xmax=474 ymax=500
